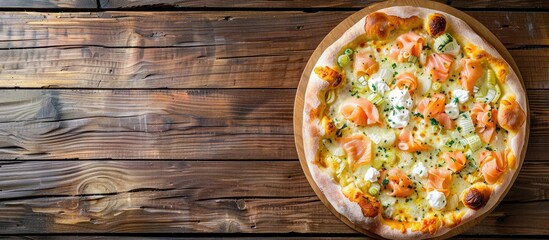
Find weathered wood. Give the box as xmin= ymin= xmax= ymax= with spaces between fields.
xmin=0 ymin=47 xmax=545 ymax=89
xmin=0 ymin=89 xmax=547 ymax=160
xmin=0 ymin=11 xmax=546 ymax=89
xmin=98 ymin=0 xmax=547 ymax=10
xmin=0 ymin=11 xmax=545 ymax=49
xmin=0 ymin=89 xmax=295 ymax=160
xmin=0 ymin=160 xmax=546 ymax=234
xmin=0 ymin=0 xmax=96 ymax=8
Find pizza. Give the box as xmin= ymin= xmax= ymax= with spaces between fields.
xmin=301 ymin=6 xmax=527 ymax=239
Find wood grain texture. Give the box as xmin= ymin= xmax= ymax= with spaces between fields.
xmin=0 ymin=11 xmax=546 ymax=89
xmin=0 ymin=89 xmax=295 ymax=160
xmin=0 ymin=11 xmax=545 ymax=48
xmin=98 ymin=0 xmax=547 ymax=9
xmin=0 ymin=47 xmax=544 ymax=89
xmin=0 ymin=160 xmax=546 ymax=234
xmin=0 ymin=89 xmax=548 ymax=160
xmin=0 ymin=0 xmax=96 ymax=8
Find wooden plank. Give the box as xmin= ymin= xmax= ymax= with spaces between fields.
xmin=0 ymin=11 xmax=545 ymax=49
xmin=0 ymin=89 xmax=295 ymax=160
xmin=0 ymin=0 xmax=96 ymax=8
xmin=0 ymin=160 xmax=546 ymax=234
xmin=0 ymin=47 xmax=545 ymax=89
xmin=0 ymin=88 xmax=547 ymax=160
xmin=0 ymin=11 xmax=545 ymax=89
xmin=98 ymin=0 xmax=547 ymax=10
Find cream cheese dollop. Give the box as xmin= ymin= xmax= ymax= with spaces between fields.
xmin=452 ymin=89 xmax=470 ymax=104
xmin=368 ymin=77 xmax=390 ymax=95
xmin=426 ymin=190 xmax=447 ymax=210
xmin=364 ymin=167 xmax=381 ymax=182
xmin=412 ymin=162 xmax=428 ymax=178
xmin=445 ymin=102 xmax=460 ymax=120
xmin=387 ymin=89 xmax=413 ymax=128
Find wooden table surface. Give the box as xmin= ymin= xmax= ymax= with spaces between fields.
xmin=0 ymin=0 xmax=546 ymax=238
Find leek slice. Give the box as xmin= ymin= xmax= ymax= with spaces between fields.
xmin=491 ymin=84 xmax=501 ymax=103
xmin=369 ymin=183 xmax=381 ymax=195
xmin=465 ymin=134 xmax=483 ymax=152
xmin=367 ymin=93 xmax=384 ymax=106
xmin=440 ymin=41 xmax=460 ymax=55
xmin=338 ymin=54 xmax=351 ymax=67
xmin=434 ymin=33 xmax=453 ymax=52
xmin=344 ymin=48 xmax=354 ymax=56
xmin=486 ymin=69 xmax=497 ymax=86
xmin=325 ymin=89 xmax=336 ymax=104
xmin=458 ymin=115 xmax=475 ymax=135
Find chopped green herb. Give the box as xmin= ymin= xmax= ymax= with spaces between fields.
xmin=392 ymin=63 xmax=397 ymax=69
xmin=382 ymin=178 xmax=389 ymax=186
xmin=485 ymin=146 xmax=493 ymax=151
xmin=430 ymin=118 xmax=439 ymax=126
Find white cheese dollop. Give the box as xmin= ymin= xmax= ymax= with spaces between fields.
xmin=388 ymin=89 xmax=413 ymax=109
xmin=364 ymin=167 xmax=381 ymax=182
xmin=426 ymin=190 xmax=447 ymax=210
xmin=368 ymin=77 xmax=390 ymax=95
xmin=452 ymin=89 xmax=470 ymax=104
xmin=412 ymin=162 xmax=428 ymax=178
xmin=387 ymin=89 xmax=413 ymax=128
xmin=444 ymin=102 xmax=460 ymax=120
xmin=388 ymin=108 xmax=410 ymax=129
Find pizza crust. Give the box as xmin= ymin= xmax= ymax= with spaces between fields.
xmin=302 ymin=6 xmax=527 ymax=239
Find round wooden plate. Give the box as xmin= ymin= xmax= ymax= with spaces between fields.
xmin=293 ymin=0 xmax=529 ymax=239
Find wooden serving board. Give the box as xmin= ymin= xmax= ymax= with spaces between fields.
xmin=293 ymin=0 xmax=530 ymax=239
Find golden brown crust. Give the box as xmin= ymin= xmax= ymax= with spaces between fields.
xmin=357 ymin=194 xmax=382 ymax=218
xmin=364 ymin=12 xmax=422 ymax=40
xmin=321 ymin=115 xmax=336 ymax=136
xmin=313 ymin=66 xmax=344 ymax=88
xmin=461 ymin=184 xmax=492 ymax=210
xmin=498 ymin=95 xmax=526 ymax=133
xmin=425 ymin=13 xmax=447 ymax=37
xmin=342 ymin=184 xmax=381 ymax=218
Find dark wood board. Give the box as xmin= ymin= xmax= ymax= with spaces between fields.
xmin=0 ymin=160 xmax=546 ymax=235
xmin=98 ymin=0 xmax=547 ymax=10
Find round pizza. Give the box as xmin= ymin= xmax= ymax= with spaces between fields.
xmin=301 ymin=6 xmax=527 ymax=239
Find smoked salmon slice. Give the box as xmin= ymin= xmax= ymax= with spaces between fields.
xmin=441 ymin=151 xmax=466 ymax=172
xmin=384 ymin=168 xmax=414 ymax=198
xmin=354 ymin=49 xmax=379 ymax=77
xmin=416 ymin=94 xmax=454 ymax=129
xmin=340 ymin=135 xmax=373 ymax=170
xmin=393 ymin=72 xmax=418 ymax=93
xmin=480 ymin=150 xmax=507 ymax=184
xmin=471 ymin=102 xmax=498 ymax=143
xmin=397 ymin=129 xmax=431 ymax=152
xmin=340 ymin=98 xmax=381 ymax=126
xmin=425 ymin=53 xmax=454 ymax=82
xmin=427 ymin=168 xmax=452 ymax=196
xmin=389 ymin=31 xmax=424 ymax=62
xmin=459 ymin=59 xmax=482 ymax=92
